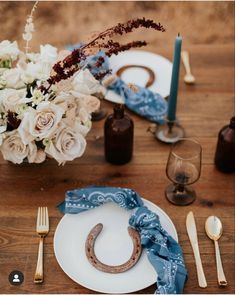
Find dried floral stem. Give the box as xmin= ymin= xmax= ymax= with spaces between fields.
xmin=81 ymin=18 xmax=165 ymax=51
xmin=23 ymin=1 xmax=38 ymax=54
xmin=40 ymin=18 xmax=165 ymax=94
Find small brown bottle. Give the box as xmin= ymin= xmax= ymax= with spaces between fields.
xmin=104 ymin=104 xmax=134 ymax=164
xmin=214 ymin=117 xmax=235 ymax=173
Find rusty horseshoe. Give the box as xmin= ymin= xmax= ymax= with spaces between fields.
xmin=116 ymin=65 xmax=156 ymax=88
xmin=85 ymin=223 xmax=142 ymax=273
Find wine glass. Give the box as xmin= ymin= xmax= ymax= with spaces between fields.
xmin=165 ymin=138 xmax=202 ymax=205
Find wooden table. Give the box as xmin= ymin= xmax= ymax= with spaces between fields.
xmin=0 ymin=45 xmax=234 ymax=294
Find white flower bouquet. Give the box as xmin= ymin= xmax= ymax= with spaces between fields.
xmin=0 ymin=3 xmax=104 ymax=165
xmin=0 ymin=40 xmax=103 ymax=165
xmin=0 ymin=2 xmax=165 ymax=165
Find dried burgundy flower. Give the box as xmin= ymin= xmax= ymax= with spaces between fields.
xmin=105 ymin=41 xmax=147 ymax=57
xmin=7 ymin=111 xmax=21 ymax=130
xmin=93 ymin=69 xmax=112 ymax=81
xmin=43 ymin=18 xmax=165 ymax=93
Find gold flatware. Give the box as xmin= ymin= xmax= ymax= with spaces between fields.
xmin=34 ymin=207 xmax=49 ymax=284
xmin=186 ymin=211 xmax=207 ymax=288
xmin=181 ymin=51 xmax=195 ymax=85
xmin=205 ymin=216 xmax=228 ymax=286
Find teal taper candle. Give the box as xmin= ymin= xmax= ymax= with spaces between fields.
xmin=167 ymin=34 xmax=182 ymax=121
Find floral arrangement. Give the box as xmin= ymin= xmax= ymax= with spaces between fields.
xmin=0 ymin=2 xmax=165 ymax=165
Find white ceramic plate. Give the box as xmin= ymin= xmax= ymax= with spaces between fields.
xmin=105 ymin=50 xmax=172 ymax=104
xmin=54 ymin=199 xmax=177 ymax=293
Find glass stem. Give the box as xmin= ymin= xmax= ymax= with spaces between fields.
xmin=174 ymin=183 xmax=185 ymax=194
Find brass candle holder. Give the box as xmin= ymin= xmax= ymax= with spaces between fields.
xmin=155 ymin=119 xmax=184 ymax=143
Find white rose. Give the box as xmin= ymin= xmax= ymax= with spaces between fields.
xmin=77 ymin=94 xmax=101 ymax=113
xmin=26 ymin=52 xmax=40 ymax=63
xmin=0 ymin=130 xmax=44 ymax=164
xmin=23 ymin=45 xmax=57 ymax=66
xmin=18 ymin=102 xmax=64 ymax=144
xmin=54 ymin=78 xmax=73 ymax=93
xmin=78 ymin=107 xmax=90 ymax=124
xmin=72 ymin=69 xmax=105 ymax=95
xmin=0 ymin=75 xmax=7 ymax=89
xmin=21 ymin=62 xmax=52 ymax=84
xmin=54 ymin=92 xmax=95 ymax=127
xmin=55 ymin=92 xmax=97 ymax=125
xmin=34 ymin=149 xmax=47 ymax=163
xmin=39 ymin=44 xmax=58 ymax=64
xmin=27 ymin=144 xmax=46 ymax=164
xmin=75 ymin=120 xmax=91 ymax=137
xmin=2 ymin=68 xmax=25 ymax=89
xmin=0 ymin=88 xmax=27 ymax=112
xmin=45 ymin=123 xmax=86 ymax=165
xmin=0 ymin=40 xmax=20 ymax=62
xmin=53 ymin=92 xmax=92 ymax=137
xmin=54 ymin=93 xmax=78 ymax=127
xmin=54 ymin=92 xmax=75 ymax=110
xmin=0 ymin=68 xmax=7 ymax=75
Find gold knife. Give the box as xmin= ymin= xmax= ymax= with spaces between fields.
xmin=186 ymin=211 xmax=207 ymax=288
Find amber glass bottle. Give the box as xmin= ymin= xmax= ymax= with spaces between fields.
xmin=104 ymin=104 xmax=134 ymax=164
xmin=214 ymin=117 xmax=235 ymax=173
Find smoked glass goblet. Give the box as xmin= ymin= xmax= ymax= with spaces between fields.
xmin=165 ymin=138 xmax=202 ymax=206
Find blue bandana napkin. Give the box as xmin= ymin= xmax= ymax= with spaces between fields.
xmin=66 ymin=44 xmax=168 ymax=124
xmin=58 ymin=187 xmax=187 ymax=294
xmin=107 ymin=78 xmax=167 ymax=124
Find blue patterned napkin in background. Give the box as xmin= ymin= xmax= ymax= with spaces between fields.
xmin=107 ymin=78 xmax=167 ymax=124
xmin=66 ymin=44 xmax=168 ymax=124
xmin=58 ymin=187 xmax=187 ymax=294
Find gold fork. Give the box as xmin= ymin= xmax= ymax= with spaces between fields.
xmin=34 ymin=207 xmax=49 ymax=284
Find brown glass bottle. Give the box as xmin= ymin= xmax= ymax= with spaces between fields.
xmin=214 ymin=117 xmax=235 ymax=173
xmin=104 ymin=104 xmax=134 ymax=165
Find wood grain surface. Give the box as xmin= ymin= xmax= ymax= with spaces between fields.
xmin=0 ymin=45 xmax=234 ymax=294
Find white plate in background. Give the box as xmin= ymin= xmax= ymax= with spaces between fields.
xmin=105 ymin=50 xmax=172 ymax=104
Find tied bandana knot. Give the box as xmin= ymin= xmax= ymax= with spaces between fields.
xmin=130 ymin=206 xmax=187 ymax=294
xmin=107 ymin=78 xmax=167 ymax=124
xmin=129 ymin=207 xmax=170 ymax=252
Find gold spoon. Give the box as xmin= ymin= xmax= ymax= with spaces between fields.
xmin=181 ymin=51 xmax=196 ymax=85
xmin=205 ymin=216 xmax=228 ymax=286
